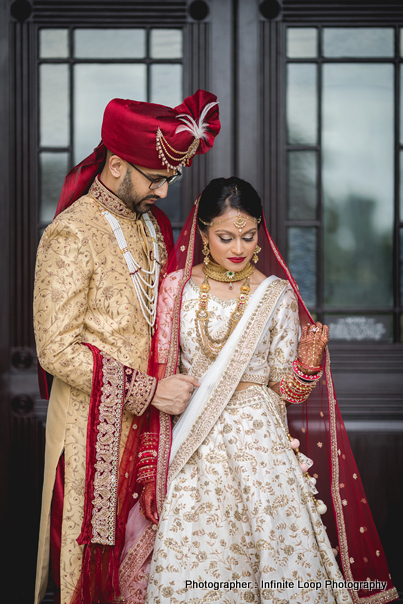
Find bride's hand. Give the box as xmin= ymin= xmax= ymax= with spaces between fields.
xmin=139 ymin=481 xmax=159 ymax=525
xmin=297 ymin=322 xmax=329 ymax=371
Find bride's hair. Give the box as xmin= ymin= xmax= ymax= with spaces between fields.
xmin=198 ymin=177 xmax=263 ymax=232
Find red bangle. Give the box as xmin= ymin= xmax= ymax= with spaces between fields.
xmin=296 ymin=359 xmax=322 ymax=373
xmin=293 ymin=360 xmax=323 ymax=382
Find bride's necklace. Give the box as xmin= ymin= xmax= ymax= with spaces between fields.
xmin=195 ymin=270 xmax=253 ymax=360
xmin=203 ymin=260 xmax=255 ymax=290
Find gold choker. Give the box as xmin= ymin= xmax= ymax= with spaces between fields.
xmin=203 ymin=261 xmax=255 ymax=290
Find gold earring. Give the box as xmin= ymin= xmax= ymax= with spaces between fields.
xmin=202 ymin=241 xmax=210 ymax=265
xmin=252 ymin=245 xmax=261 ymax=264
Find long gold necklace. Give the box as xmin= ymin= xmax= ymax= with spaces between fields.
xmin=203 ymin=260 xmax=255 ymax=290
xmin=195 ymin=271 xmax=252 ymax=360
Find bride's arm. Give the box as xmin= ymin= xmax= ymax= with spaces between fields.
xmin=267 ymin=286 xmax=329 ymax=404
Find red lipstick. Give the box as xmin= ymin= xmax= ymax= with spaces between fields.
xmin=228 ymin=257 xmax=246 ymax=263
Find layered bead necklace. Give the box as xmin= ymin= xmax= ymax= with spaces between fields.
xmin=97 ymin=205 xmax=160 ymax=329
xmin=195 ymin=262 xmax=255 ymax=360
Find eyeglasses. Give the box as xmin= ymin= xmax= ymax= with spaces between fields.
xmin=128 ymin=162 xmax=182 ymax=190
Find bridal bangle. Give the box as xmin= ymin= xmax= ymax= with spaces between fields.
xmin=293 ymin=360 xmax=323 ymax=382
xmin=280 ymin=359 xmax=323 ymax=404
xmin=280 ymin=374 xmax=315 ymax=404
xmin=136 ymin=432 xmax=159 ymax=484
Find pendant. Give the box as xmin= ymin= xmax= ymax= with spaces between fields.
xmin=225 ymin=270 xmax=235 ymax=279
xmin=228 ymin=283 xmax=233 ymax=290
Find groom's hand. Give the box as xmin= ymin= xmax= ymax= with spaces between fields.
xmin=152 ymin=374 xmax=200 ymax=415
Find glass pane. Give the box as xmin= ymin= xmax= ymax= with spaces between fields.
xmin=74 ymin=64 xmax=146 ymax=163
xmin=40 ymin=152 xmax=69 ymax=222
xmin=150 ymin=64 xmax=182 ymax=107
xmin=400 ymin=151 xmax=403 ymax=218
xmin=400 ymin=28 xmax=403 ymax=57
xmin=323 ymin=28 xmax=394 ymax=58
xmin=401 ymin=229 xmax=403 ymax=305
xmin=400 ymin=67 xmax=403 ymax=145
xmin=323 ymin=64 xmax=394 ymax=308
xmin=74 ymin=29 xmax=145 ymax=59
xmin=151 ymin=29 xmax=183 ymax=59
xmin=287 ymin=28 xmax=317 ymax=58
xmin=40 ymin=64 xmax=69 ymax=147
xmin=287 ymin=227 xmax=317 ymax=307
xmin=154 ymin=182 xmax=181 ymax=223
xmin=287 ymin=151 xmax=317 ymax=220
xmin=40 ymin=29 xmax=69 ymax=58
xmin=287 ymin=64 xmax=317 ymax=145
xmin=324 ymin=314 xmax=392 ymax=342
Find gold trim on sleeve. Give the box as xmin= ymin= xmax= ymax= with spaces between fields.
xmin=125 ymin=371 xmax=157 ymax=416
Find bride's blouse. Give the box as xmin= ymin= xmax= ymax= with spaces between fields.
xmin=155 ymin=270 xmax=300 ymax=384
xmin=177 ymin=278 xmax=300 ymax=384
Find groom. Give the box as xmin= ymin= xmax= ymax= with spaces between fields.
xmin=34 ymin=90 xmax=220 ymax=604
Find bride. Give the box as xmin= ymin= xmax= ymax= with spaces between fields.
xmin=119 ymin=178 xmax=397 ymax=604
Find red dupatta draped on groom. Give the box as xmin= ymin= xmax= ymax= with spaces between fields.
xmin=119 ymin=193 xmax=398 ymax=604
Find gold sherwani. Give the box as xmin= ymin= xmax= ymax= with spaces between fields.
xmin=33 ymin=177 xmax=169 ymax=604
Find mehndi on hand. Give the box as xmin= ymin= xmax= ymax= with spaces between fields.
xmin=297 ymin=322 xmax=329 ymax=372
xmin=139 ymin=481 xmax=159 ymax=525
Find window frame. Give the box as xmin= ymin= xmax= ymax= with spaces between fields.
xmin=282 ymin=24 xmax=402 ymax=343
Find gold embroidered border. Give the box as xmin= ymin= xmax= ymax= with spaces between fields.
xmin=226 ymin=386 xmax=264 ymax=408
xmin=156 ymin=412 xmax=172 ymax=513
xmin=167 ymin=279 xmax=289 ymax=485
xmin=165 ymin=201 xmax=199 ymax=377
xmin=239 ymin=372 xmax=268 ymax=385
xmin=125 ymin=371 xmax=157 ymax=416
xmin=119 ymin=524 xmax=156 ymax=593
xmin=88 ymin=177 xmax=136 ymax=220
xmin=91 ymin=353 xmax=125 ymax=545
xmin=356 ymin=589 xmax=399 ymax=604
xmin=270 ymin=366 xmax=292 ymax=382
xmin=326 ymin=350 xmax=398 ymax=604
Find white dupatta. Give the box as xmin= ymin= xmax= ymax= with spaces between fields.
xmin=168 ymin=275 xmax=290 ymax=481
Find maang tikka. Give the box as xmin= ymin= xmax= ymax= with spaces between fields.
xmin=199 ymin=211 xmax=261 ymax=234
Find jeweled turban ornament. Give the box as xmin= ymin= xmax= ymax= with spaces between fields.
xmin=156 ymin=101 xmax=219 ymax=171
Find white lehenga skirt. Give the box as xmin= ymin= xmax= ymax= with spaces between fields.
xmin=145 ymin=385 xmax=352 ymax=604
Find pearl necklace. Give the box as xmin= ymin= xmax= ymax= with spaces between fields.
xmin=98 ymin=207 xmax=160 ymax=329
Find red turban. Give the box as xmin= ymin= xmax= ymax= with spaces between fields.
xmin=55 ymin=89 xmax=220 ymax=216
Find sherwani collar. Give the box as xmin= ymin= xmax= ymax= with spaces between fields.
xmin=88 ymin=175 xmax=141 ymax=220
